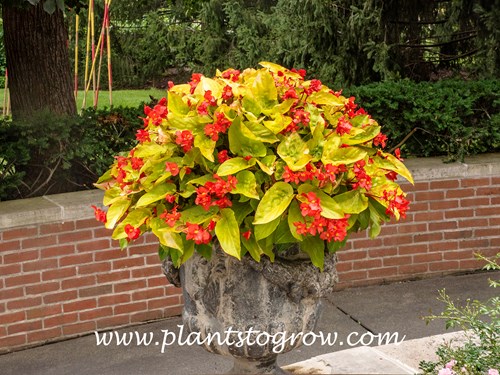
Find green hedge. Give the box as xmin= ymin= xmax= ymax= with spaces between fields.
xmin=345 ymin=79 xmax=500 ymax=160
xmin=0 ymin=106 xmax=144 ymax=201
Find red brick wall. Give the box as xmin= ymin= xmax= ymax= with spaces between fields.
xmin=335 ymin=176 xmax=500 ymax=289
xmin=0 ymin=221 xmax=182 ymax=353
xmin=1 ymin=159 xmax=499 ymax=353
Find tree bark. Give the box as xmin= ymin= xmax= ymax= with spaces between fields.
xmin=2 ymin=2 xmax=76 ymax=119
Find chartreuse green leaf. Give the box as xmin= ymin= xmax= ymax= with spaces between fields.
xmin=277 ymin=132 xmax=312 ymax=171
xmin=168 ymin=90 xmax=190 ymax=116
xmin=341 ymin=125 xmax=381 ymax=145
xmin=242 ymin=95 xmax=262 ymax=117
xmin=180 ymin=237 xmax=195 ymax=263
xmin=179 ymin=183 xmax=196 ymax=199
xmin=306 ymin=137 xmax=324 ymax=162
xmin=122 ymin=208 xmax=151 ymax=227
xmin=255 ymin=155 xmax=276 ymax=175
xmin=254 ymin=216 xmax=281 ymax=241
xmin=158 ymin=244 xmax=170 ymax=261
xmin=376 ymin=152 xmax=414 ymax=184
xmin=243 ymin=120 xmax=279 ymax=144
xmin=232 ymin=170 xmax=259 ymax=199
xmin=369 ymin=212 xmax=382 ymax=238
xmin=251 ymin=69 xmax=278 ymax=110
xmin=287 ymin=199 xmax=304 ymax=240
xmin=167 ymin=113 xmax=212 ymax=131
xmin=306 ymin=91 xmax=344 ymax=107
xmin=263 ymin=113 xmax=292 ymax=134
xmin=150 ymin=218 xmax=184 ymax=251
xmin=105 ymin=198 xmax=131 ymax=229
xmin=228 ymin=117 xmax=267 ymax=157
xmin=194 ymin=133 xmax=216 ymax=162
xmin=119 ymin=238 xmax=128 ymax=249
xmin=322 ymin=146 xmax=367 ymax=166
xmin=141 ymin=160 xmax=169 ymax=190
xmin=333 ymin=189 xmax=368 ymax=214
xmin=168 ymin=83 xmax=191 ymax=95
xmin=217 ymin=157 xmax=254 ymax=176
xmin=95 ymin=169 xmax=112 ymax=185
xmin=257 ymin=235 xmax=275 ymax=261
xmin=259 ymin=61 xmax=298 ymax=77
xmin=309 ymin=110 xmax=326 ymax=141
xmin=253 ymin=182 xmax=294 ymax=225
xmin=159 ymin=231 xmax=185 ymax=251
xmin=187 ymin=174 xmax=213 ymax=186
xmin=300 ymin=236 xmax=325 ymax=271
xmin=194 ymin=77 xmax=222 ymax=98
xmin=242 ymin=234 xmax=262 ymax=262
xmin=327 ymin=238 xmax=347 ymax=253
xmin=169 ymin=247 xmax=183 ymax=268
xmin=369 ymin=197 xmax=391 ymax=221
xmin=274 ymin=219 xmax=297 ymax=244
xmin=103 ymin=186 xmax=123 ymax=206
xmin=323 ymin=110 xmax=341 ymax=127
xmin=181 ymin=206 xmax=218 ymax=224
xmin=367 ymin=198 xmax=390 ymax=238
xmin=134 ymin=143 xmax=171 ymax=158
xmin=262 ymin=99 xmax=296 ymax=117
xmin=350 ymin=114 xmax=370 ymax=128
xmin=358 ymin=208 xmax=370 ymax=230
xmin=231 ymin=201 xmax=255 ymax=225
xmin=347 ymin=214 xmax=359 ymax=230
xmin=112 ymin=208 xmax=151 ymax=240
xmin=215 ymin=208 xmax=241 ymax=259
xmin=298 ymin=184 xmax=344 ymax=219
xmin=136 ymin=183 xmax=176 ymax=207
xmin=321 ymin=135 xmax=341 ymax=160
xmin=241 ymin=70 xmax=278 ymax=116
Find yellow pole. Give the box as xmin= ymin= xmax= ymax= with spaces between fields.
xmin=106 ymin=0 xmax=113 ymax=107
xmin=74 ymin=14 xmax=80 ymax=101
xmin=82 ymin=2 xmax=92 ymax=110
xmin=90 ymin=0 xmax=96 ymax=107
xmin=84 ymin=23 xmax=105 ymax=98
xmin=95 ymin=0 xmax=111 ymax=108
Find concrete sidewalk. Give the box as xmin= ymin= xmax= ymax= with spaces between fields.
xmin=0 ymin=270 xmax=498 ymax=375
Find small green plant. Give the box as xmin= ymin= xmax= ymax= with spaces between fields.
xmin=0 ymin=105 xmax=145 ymax=201
xmin=419 ymin=253 xmax=500 ymax=375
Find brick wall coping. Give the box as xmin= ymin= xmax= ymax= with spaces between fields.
xmin=1 ymin=153 xmax=499 ymax=231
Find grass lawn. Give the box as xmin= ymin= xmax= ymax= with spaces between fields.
xmin=76 ymin=88 xmax=167 ymax=109
xmin=0 ymin=88 xmax=167 ymax=112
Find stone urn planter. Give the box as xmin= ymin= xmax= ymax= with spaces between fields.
xmin=163 ymin=242 xmax=338 ymax=375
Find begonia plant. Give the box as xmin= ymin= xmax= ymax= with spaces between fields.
xmin=93 ymin=62 xmax=413 ymax=270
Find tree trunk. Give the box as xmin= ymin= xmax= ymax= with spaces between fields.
xmin=2 ymin=2 xmax=76 ymax=119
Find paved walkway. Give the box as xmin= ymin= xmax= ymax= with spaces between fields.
xmin=0 ymin=271 xmax=498 ymax=375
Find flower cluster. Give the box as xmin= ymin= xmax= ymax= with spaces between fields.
xmin=383 ymin=189 xmax=411 ymax=219
xmin=185 ymin=222 xmax=213 ymax=245
xmin=352 ymin=160 xmax=372 ymax=191
xmin=293 ymin=192 xmax=350 ymax=243
xmin=195 ymin=175 xmax=237 ymax=211
xmin=93 ymin=62 xmax=413 ymax=269
xmin=282 ymin=163 xmax=346 ymax=187
xmin=204 ymin=112 xmax=232 ymax=141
